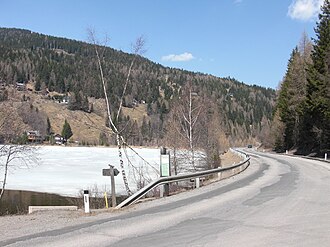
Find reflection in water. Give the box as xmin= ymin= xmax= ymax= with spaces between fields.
xmin=0 ymin=190 xmax=75 ymax=215
xmin=0 ymin=189 xmax=127 ymax=215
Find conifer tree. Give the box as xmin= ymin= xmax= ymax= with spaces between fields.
xmin=303 ymin=0 xmax=330 ymax=153
xmin=61 ymin=119 xmax=73 ymax=141
xmin=276 ymin=48 xmax=303 ymax=150
xmin=274 ymin=33 xmax=313 ymax=152
xmin=46 ymin=117 xmax=52 ymax=135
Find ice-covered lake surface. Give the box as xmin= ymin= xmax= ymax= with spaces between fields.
xmin=4 ymin=146 xmax=161 ymax=197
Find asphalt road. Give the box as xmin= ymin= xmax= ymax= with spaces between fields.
xmin=2 ymin=151 xmax=330 ymax=246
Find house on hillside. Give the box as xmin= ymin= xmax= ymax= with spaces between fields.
xmin=26 ymin=131 xmax=43 ymax=143
xmin=54 ymin=134 xmax=65 ymax=145
xmin=61 ymin=96 xmax=70 ymax=104
xmin=16 ymin=82 xmax=26 ymax=91
xmin=52 ymin=94 xmax=70 ymax=104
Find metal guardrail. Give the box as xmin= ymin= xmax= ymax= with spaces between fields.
xmin=116 ymin=149 xmax=250 ymax=209
xmin=291 ymin=154 xmax=330 ymax=163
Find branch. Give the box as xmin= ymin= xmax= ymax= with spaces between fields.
xmin=191 ymin=105 xmax=203 ymax=128
xmin=116 ymin=36 xmax=146 ymax=123
xmin=87 ymin=28 xmax=119 ymax=134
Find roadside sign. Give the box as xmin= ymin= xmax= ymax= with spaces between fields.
xmin=102 ymin=165 xmax=118 ymax=207
xmin=103 ymin=168 xmax=119 ymax=176
xmin=160 ymin=154 xmax=170 ymax=177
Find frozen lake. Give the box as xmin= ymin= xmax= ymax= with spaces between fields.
xmin=3 ymin=146 xmax=161 ymax=197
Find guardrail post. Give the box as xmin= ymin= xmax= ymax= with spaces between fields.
xmin=160 ymin=186 xmax=164 ymax=198
xmin=159 ymin=184 xmax=169 ymax=197
xmin=195 ymin=177 xmax=200 ymax=188
xmin=325 ymin=153 xmax=328 ymax=161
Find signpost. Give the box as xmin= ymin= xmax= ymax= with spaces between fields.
xmin=102 ymin=165 xmax=119 ymax=207
xmin=103 ymin=167 xmax=120 ymax=176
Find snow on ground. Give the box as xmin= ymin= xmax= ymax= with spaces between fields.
xmin=3 ymin=146 xmax=161 ymax=196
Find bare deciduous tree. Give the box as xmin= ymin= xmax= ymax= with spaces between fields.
xmin=116 ymin=36 xmax=146 ymax=123
xmin=0 ymin=145 xmax=39 ymax=200
xmin=0 ymin=103 xmax=39 ymax=201
xmin=87 ymin=29 xmax=148 ymax=195
xmin=202 ymin=105 xmax=225 ymax=169
xmin=168 ymin=83 xmax=204 ymax=170
xmin=164 ymin=107 xmax=184 ymax=175
xmin=166 ymin=87 xmax=229 ymax=173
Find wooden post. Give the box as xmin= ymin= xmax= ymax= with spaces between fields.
xmin=109 ymin=165 xmax=117 ymax=207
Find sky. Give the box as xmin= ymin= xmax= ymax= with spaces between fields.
xmin=0 ymin=0 xmax=325 ymax=89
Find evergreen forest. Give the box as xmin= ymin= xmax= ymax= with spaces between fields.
xmin=0 ymin=25 xmax=276 ymax=151
xmin=273 ymin=0 xmax=330 ymax=156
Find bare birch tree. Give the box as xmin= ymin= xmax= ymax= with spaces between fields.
xmin=87 ymin=29 xmax=146 ymax=195
xmin=169 ymin=83 xmax=204 ymax=170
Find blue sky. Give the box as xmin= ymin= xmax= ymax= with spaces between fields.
xmin=0 ymin=0 xmax=325 ymax=88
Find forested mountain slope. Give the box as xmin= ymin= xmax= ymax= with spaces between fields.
xmin=0 ymin=27 xmax=275 ymax=147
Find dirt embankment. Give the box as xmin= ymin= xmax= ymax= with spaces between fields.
xmin=220 ymin=150 xmax=244 ymax=168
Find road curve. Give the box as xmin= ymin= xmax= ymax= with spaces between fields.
xmin=1 ymin=151 xmax=330 ymax=247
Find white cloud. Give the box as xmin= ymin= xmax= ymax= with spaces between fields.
xmin=288 ymin=0 xmax=324 ymax=21
xmin=161 ymin=52 xmax=195 ymax=62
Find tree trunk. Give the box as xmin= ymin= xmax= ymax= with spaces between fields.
xmin=0 ymin=146 xmax=11 ymax=201
xmin=116 ymin=134 xmax=132 ymax=195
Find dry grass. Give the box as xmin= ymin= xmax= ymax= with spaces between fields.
xmin=121 ymin=104 xmax=149 ymax=125
xmin=0 ymin=88 xmax=149 ymax=144
xmin=220 ymin=150 xmax=244 ymax=168
xmin=34 ymin=98 xmax=108 ymax=144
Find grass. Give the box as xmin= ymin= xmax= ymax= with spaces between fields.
xmin=0 ymin=87 xmax=149 ymax=145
